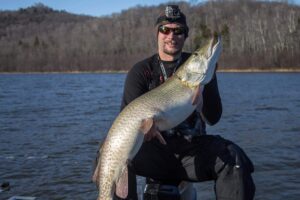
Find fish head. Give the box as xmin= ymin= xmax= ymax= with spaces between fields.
xmin=176 ymin=34 xmax=222 ymax=86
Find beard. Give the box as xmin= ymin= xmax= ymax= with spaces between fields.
xmin=162 ymin=41 xmax=182 ymax=56
xmin=163 ymin=47 xmax=181 ymax=56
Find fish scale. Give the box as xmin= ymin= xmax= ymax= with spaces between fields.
xmin=94 ymin=35 xmax=222 ymax=200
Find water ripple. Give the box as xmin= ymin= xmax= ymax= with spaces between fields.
xmin=1 ymin=73 xmax=299 ymax=199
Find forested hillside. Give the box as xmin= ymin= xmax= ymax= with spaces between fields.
xmin=0 ymin=1 xmax=299 ymax=72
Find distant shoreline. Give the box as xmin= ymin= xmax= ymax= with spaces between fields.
xmin=1 ymin=68 xmax=300 ymax=74
xmin=218 ymin=68 xmax=300 ymax=73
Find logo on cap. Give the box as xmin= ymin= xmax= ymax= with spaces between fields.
xmin=165 ymin=5 xmax=181 ymax=19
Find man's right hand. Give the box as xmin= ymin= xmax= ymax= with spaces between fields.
xmin=144 ymin=122 xmax=167 ymax=145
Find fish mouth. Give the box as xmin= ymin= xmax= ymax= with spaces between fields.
xmin=193 ymin=34 xmax=221 ymax=60
xmin=192 ymin=35 xmax=222 ymax=66
xmin=206 ymin=35 xmax=221 ymax=60
xmin=186 ymin=35 xmax=222 ymax=81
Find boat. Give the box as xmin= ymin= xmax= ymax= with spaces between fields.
xmin=143 ymin=181 xmax=197 ymax=200
xmin=8 ymin=196 xmax=36 ymax=200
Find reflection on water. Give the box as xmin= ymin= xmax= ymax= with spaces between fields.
xmin=0 ymin=73 xmax=299 ymax=200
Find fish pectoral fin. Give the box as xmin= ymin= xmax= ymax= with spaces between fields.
xmin=116 ymin=165 xmax=129 ymax=198
xmin=140 ymin=118 xmax=154 ymax=134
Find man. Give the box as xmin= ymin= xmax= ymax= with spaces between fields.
xmin=96 ymin=5 xmax=255 ymax=200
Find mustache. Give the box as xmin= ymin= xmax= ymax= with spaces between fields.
xmin=164 ymin=40 xmax=177 ymax=45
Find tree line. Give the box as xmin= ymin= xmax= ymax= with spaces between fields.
xmin=0 ymin=0 xmax=299 ymax=72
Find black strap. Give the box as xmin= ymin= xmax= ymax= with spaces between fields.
xmin=158 ymin=55 xmax=182 ymax=82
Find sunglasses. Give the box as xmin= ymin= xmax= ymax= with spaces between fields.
xmin=158 ymin=25 xmax=186 ymax=35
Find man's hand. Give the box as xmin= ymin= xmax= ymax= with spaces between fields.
xmin=144 ymin=121 xmax=167 ymax=145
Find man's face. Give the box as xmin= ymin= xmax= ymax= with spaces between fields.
xmin=157 ymin=23 xmax=186 ymax=58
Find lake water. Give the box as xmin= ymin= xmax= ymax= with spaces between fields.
xmin=0 ymin=73 xmax=299 ymax=200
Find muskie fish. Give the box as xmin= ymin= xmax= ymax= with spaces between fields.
xmin=94 ymin=34 xmax=222 ymax=200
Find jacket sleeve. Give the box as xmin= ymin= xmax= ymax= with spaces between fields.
xmin=120 ymin=64 xmax=149 ymax=111
xmin=201 ymin=73 xmax=222 ymax=125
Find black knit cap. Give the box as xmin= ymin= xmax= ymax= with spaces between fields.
xmin=155 ymin=5 xmax=189 ymax=37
